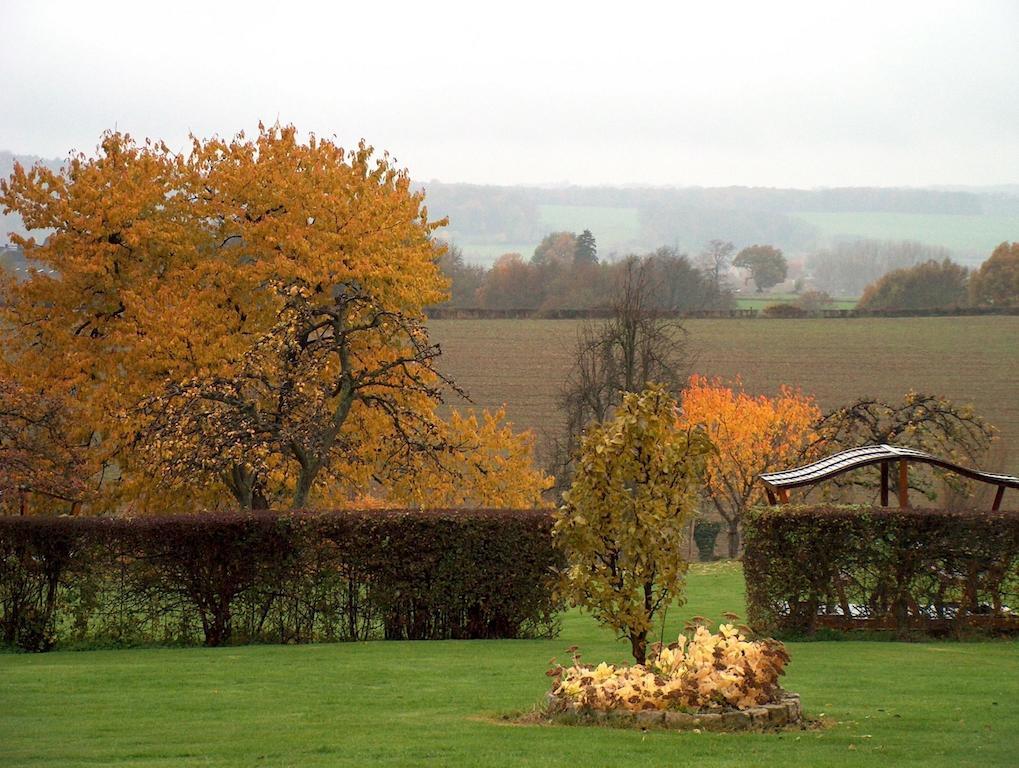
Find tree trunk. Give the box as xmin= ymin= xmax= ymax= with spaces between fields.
xmin=629 ymin=631 xmax=647 ymax=665
xmin=205 ymin=607 xmax=232 ymax=646
xmin=224 ymin=464 xmax=263 ymax=510
xmin=252 ymin=486 xmax=269 ymax=510
xmin=727 ymin=520 xmax=740 ymax=559
xmin=292 ymin=461 xmax=319 ymax=509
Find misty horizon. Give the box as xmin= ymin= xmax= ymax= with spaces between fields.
xmin=4 ymin=147 xmax=1019 ymax=195
xmin=3 ymin=1 xmax=1019 ymax=188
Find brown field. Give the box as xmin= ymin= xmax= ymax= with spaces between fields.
xmin=430 ymin=317 xmax=1019 ymax=473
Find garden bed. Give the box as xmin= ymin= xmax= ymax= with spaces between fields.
xmin=542 ymin=690 xmax=804 ymax=731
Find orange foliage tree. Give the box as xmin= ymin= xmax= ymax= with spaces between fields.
xmin=0 ymin=375 xmax=90 ymax=514
xmin=678 ymin=375 xmax=821 ymax=557
xmin=1 ymin=125 xmax=550 ymax=513
xmin=969 ymin=241 xmax=1019 ymax=307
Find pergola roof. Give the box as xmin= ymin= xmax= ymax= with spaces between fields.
xmin=758 ymin=444 xmax=1019 ymax=510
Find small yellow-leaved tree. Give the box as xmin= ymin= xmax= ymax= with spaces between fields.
xmin=554 ymin=386 xmax=713 ymax=663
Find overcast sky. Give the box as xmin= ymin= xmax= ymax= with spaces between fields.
xmin=2 ymin=1 xmax=1017 ymax=187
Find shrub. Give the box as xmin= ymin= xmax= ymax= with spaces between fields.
xmin=795 ymin=290 xmax=834 ymax=313
xmin=858 ymin=258 xmax=968 ymax=310
xmin=0 ymin=509 xmax=562 ymax=650
xmin=549 ymin=624 xmax=789 ymax=712
xmin=762 ymin=303 xmax=807 ymax=318
xmin=743 ymin=505 xmax=1019 ymax=637
xmin=554 ymin=386 xmax=713 ymax=663
xmin=693 ymin=520 xmax=722 ymax=561
xmin=0 ymin=516 xmax=82 ymax=650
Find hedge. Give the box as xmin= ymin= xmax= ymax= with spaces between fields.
xmin=0 ymin=509 xmax=562 ymax=651
xmin=743 ymin=505 xmax=1019 ymax=637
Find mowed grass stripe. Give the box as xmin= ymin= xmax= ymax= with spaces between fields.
xmin=430 ymin=317 xmax=1019 ymax=471
xmin=1 ymin=564 xmax=1017 ymax=767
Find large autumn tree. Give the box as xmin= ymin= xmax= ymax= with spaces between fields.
xmin=0 ymin=375 xmax=89 ymax=515
xmin=1 ymin=125 xmax=549 ymax=513
xmin=678 ymin=376 xmax=820 ymax=557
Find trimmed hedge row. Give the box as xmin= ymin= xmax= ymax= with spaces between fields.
xmin=0 ymin=509 xmax=562 ymax=650
xmin=743 ymin=505 xmax=1019 ymax=637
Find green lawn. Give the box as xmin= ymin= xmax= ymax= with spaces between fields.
xmin=733 ymin=293 xmax=858 ymax=310
xmin=2 ymin=562 xmax=1016 ymax=767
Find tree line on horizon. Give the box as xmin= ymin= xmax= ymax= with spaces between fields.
xmin=438 ymin=231 xmax=1019 ymax=312
xmin=437 ymin=233 xmax=789 ymax=312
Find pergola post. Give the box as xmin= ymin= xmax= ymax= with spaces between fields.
xmin=992 ymin=486 xmax=1005 ymax=512
xmin=898 ymin=460 xmax=909 ymax=508
xmin=880 ymin=461 xmax=889 ymax=506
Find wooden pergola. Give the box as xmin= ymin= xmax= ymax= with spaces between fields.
xmin=759 ymin=444 xmax=1019 ymax=510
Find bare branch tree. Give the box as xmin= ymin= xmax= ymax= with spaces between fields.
xmin=545 ymin=256 xmax=692 ymax=495
xmin=811 ymin=392 xmax=996 ymax=503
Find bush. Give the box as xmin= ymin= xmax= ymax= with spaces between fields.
xmin=549 ymin=624 xmax=789 ymax=711
xmin=693 ymin=520 xmax=722 ymax=561
xmin=858 ymin=258 xmax=968 ymax=310
xmin=795 ymin=290 xmax=834 ymax=313
xmin=762 ymin=303 xmax=807 ymax=318
xmin=0 ymin=509 xmax=562 ymax=650
xmin=554 ymin=386 xmax=713 ymax=663
xmin=743 ymin=505 xmax=1019 ymax=637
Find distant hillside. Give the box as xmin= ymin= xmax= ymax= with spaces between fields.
xmin=419 ymin=182 xmax=1019 ymax=266
xmin=3 ymin=149 xmax=1017 ymax=267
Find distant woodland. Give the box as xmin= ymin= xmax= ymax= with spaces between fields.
xmin=4 ymin=150 xmax=1018 ymax=309
xmin=420 ymin=180 xmax=1019 ymax=262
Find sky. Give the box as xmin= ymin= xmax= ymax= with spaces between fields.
xmin=2 ymin=0 xmax=1018 ymax=188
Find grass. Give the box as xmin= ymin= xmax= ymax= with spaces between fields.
xmin=430 ymin=317 xmax=1019 ymax=471
xmin=791 ymin=211 xmax=1019 ymax=260
xmin=733 ymin=293 xmax=857 ymax=311
xmin=2 ymin=562 xmax=1017 ymax=767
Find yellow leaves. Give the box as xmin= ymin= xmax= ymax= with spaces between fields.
xmin=592 ymin=661 xmax=616 ymax=682
xmin=382 ymin=407 xmax=552 ymax=509
xmin=554 ymin=628 xmax=789 ymax=712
